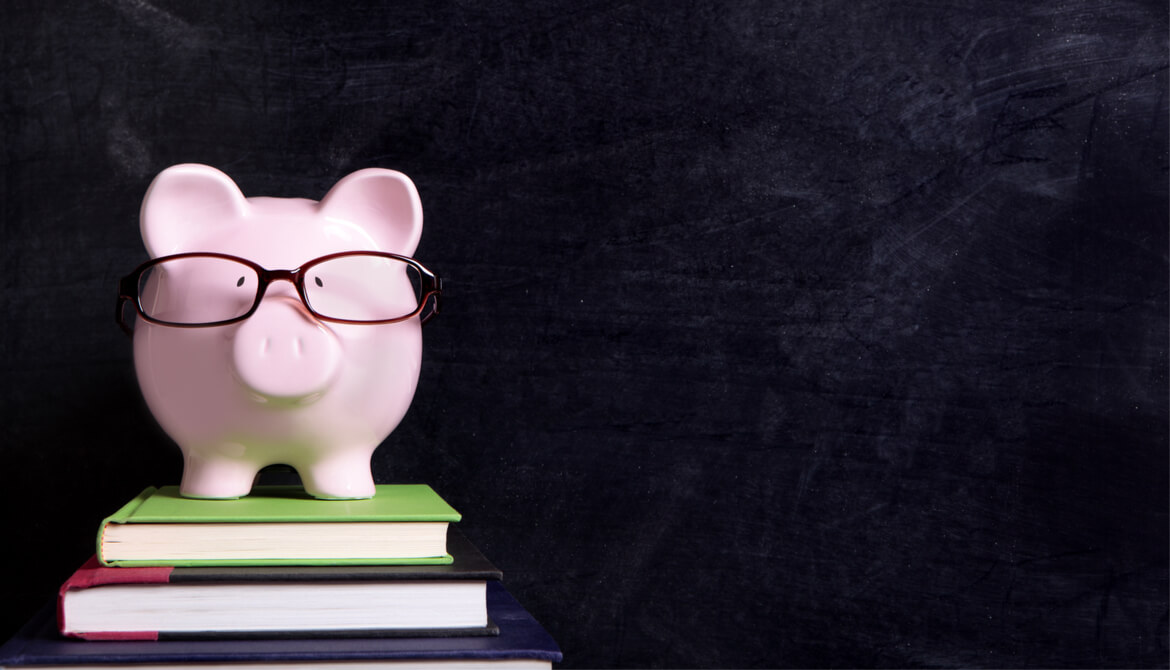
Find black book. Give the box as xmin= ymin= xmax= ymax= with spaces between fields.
xmin=59 ymin=528 xmax=503 ymax=640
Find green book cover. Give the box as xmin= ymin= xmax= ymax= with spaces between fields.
xmin=105 ymin=485 xmax=461 ymax=523
xmin=98 ymin=485 xmax=461 ymax=567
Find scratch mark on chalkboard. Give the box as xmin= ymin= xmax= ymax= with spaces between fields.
xmin=958 ymin=27 xmax=1003 ymax=69
xmin=882 ymin=65 xmax=1167 ymax=210
xmin=106 ymin=118 xmax=151 ymax=178
xmin=486 ymin=0 xmax=636 ymax=50
xmin=825 ymin=502 xmax=888 ymax=531
xmin=874 ymin=178 xmax=992 ymax=265
xmin=105 ymin=0 xmax=201 ymax=50
xmin=1015 ymin=548 xmax=1102 ymax=566
xmin=791 ymin=448 xmax=824 ymax=515
xmin=465 ymin=82 xmax=483 ymax=144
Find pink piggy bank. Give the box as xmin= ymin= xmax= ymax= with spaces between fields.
xmin=116 ymin=164 xmax=442 ymax=500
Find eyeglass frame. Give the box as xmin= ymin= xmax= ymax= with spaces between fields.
xmin=116 ymin=250 xmax=442 ymax=335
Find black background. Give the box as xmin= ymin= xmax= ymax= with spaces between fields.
xmin=1 ymin=1 xmax=1167 ymax=667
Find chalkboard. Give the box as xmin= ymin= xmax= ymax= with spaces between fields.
xmin=1 ymin=1 xmax=1166 ymax=667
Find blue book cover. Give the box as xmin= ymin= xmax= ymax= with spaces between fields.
xmin=0 ymin=582 xmax=561 ymax=668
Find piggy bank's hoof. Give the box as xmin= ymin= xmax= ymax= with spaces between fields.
xmin=180 ymin=489 xmax=247 ymax=500
xmin=311 ymin=491 xmax=376 ymax=500
xmin=303 ymin=481 xmax=377 ymax=500
xmin=180 ymin=459 xmax=259 ymax=499
xmin=300 ymin=461 xmax=377 ymax=499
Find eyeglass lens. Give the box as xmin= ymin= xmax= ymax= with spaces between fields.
xmin=137 ymin=255 xmax=424 ymax=325
xmin=303 ymin=255 xmax=422 ymax=322
xmin=138 ymin=256 xmax=260 ymax=325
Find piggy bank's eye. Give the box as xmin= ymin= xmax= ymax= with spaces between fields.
xmin=314 ymin=276 xmax=324 ymax=287
xmin=236 ymin=276 xmax=246 ymax=288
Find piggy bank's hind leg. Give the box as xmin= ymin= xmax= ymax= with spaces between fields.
xmin=179 ymin=448 xmax=263 ymax=499
xmin=296 ymin=449 xmax=377 ymax=500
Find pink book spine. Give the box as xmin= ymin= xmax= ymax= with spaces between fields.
xmin=57 ymin=556 xmax=173 ymax=640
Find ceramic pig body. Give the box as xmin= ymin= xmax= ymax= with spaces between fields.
xmin=132 ymin=164 xmax=426 ymax=499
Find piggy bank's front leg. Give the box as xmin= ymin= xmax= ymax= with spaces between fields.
xmin=179 ymin=446 xmax=264 ymax=499
xmin=296 ymin=448 xmax=377 ymax=500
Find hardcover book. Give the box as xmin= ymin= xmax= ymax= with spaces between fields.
xmin=2 ymin=582 xmax=561 ymax=669
xmin=61 ymin=529 xmax=502 ymax=640
xmin=97 ymin=485 xmax=461 ymax=567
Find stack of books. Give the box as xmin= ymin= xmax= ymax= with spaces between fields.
xmin=0 ymin=485 xmax=561 ymax=669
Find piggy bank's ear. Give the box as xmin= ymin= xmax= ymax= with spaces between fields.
xmin=140 ymin=164 xmax=249 ymax=258
xmin=318 ymin=169 xmax=423 ymax=256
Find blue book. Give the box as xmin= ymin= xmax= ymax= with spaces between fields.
xmin=0 ymin=582 xmax=561 ymax=669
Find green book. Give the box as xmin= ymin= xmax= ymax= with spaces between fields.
xmin=97 ymin=485 xmax=461 ymax=567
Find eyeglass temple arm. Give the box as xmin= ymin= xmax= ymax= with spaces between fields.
xmin=420 ymin=275 xmax=442 ymax=326
xmin=115 ymin=275 xmax=139 ymax=336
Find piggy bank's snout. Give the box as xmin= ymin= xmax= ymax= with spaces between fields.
xmin=230 ymin=297 xmax=343 ymax=400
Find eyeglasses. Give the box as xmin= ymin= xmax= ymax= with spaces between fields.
xmin=116 ymin=251 xmax=442 ymax=335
